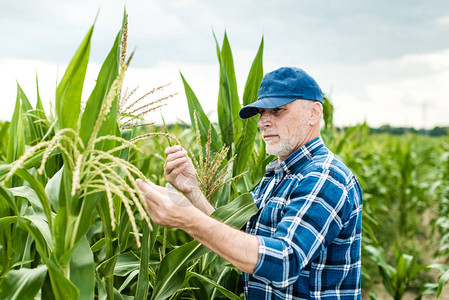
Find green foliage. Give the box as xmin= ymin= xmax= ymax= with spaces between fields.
xmin=0 ymin=14 xmax=259 ymax=300
xmin=365 ymin=245 xmax=427 ymax=299
xmin=181 ymin=32 xmax=272 ymax=201
xmin=150 ymin=194 xmax=256 ymax=300
xmin=55 ymin=26 xmax=92 ymax=132
xmin=323 ymin=113 xmax=449 ymax=296
xmin=0 ymin=265 xmax=47 ymax=300
xmin=0 ymin=122 xmax=9 ymax=163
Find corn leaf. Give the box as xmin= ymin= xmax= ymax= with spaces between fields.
xmin=52 ymin=153 xmax=100 ymax=266
xmin=210 ymin=263 xmax=238 ymax=299
xmin=10 ymin=186 xmax=45 ymax=217
xmin=0 ymin=184 xmax=17 ymax=215
xmin=0 ymin=265 xmax=47 ymax=300
xmin=113 ymin=252 xmax=140 ymax=277
xmin=186 ymin=271 xmax=241 ymax=300
xmin=118 ymin=130 xmax=134 ymax=252
xmin=118 ymin=270 xmax=139 ymax=293
xmin=150 ymin=239 xmax=209 ymax=300
xmin=150 ymin=193 xmax=257 ymax=300
xmin=215 ymin=32 xmax=241 ymax=148
xmin=53 ymin=165 xmax=72 ymax=262
xmin=19 ymin=217 xmax=51 ymax=260
xmin=70 ymin=236 xmax=95 ymax=300
xmin=221 ymin=33 xmax=242 ymax=142
xmin=16 ymin=83 xmax=41 ymax=145
xmin=46 ymin=259 xmax=79 ymax=300
xmin=81 ymin=11 xmax=127 ymax=154
xmin=118 ymin=206 xmax=132 ymax=253
xmin=97 ymin=254 xmax=119 ymax=279
xmin=252 ymin=138 xmax=274 ymax=185
xmin=55 ymin=25 xmax=93 ymax=131
xmin=45 ymin=167 xmax=63 ymax=211
xmin=60 ymin=191 xmax=103 ymax=265
xmin=233 ymin=37 xmax=264 ymax=177
xmin=188 ymin=277 xmax=210 ymax=300
xmin=35 ymin=74 xmax=50 ymax=139
xmin=6 ymin=92 xmax=25 ymax=187
xmin=180 ymin=72 xmax=222 ymax=152
xmin=242 ymin=37 xmax=263 ymax=107
xmin=12 ymin=167 xmax=53 ymax=231
xmin=437 ymin=268 xmax=449 ymax=298
xmin=0 ymin=216 xmax=18 ymax=231
xmin=80 ymin=25 xmax=122 ymax=147
xmin=0 ymin=121 xmax=10 ymax=162
xmin=25 ymin=215 xmax=54 ymax=252
xmin=135 ymin=221 xmax=151 ymax=300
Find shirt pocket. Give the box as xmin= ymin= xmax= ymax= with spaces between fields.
xmin=259 ymin=199 xmax=285 ymax=235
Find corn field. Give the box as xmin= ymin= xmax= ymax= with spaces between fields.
xmin=0 ymin=13 xmax=448 ymax=300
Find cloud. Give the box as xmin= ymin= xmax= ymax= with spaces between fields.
xmin=326 ymin=48 xmax=449 ymax=128
xmin=122 ymin=61 xmax=219 ymax=125
xmin=0 ymin=59 xmax=61 ymax=121
xmin=2 ymin=44 xmax=449 ymax=129
xmin=0 ymin=57 xmax=220 ymax=126
xmin=435 ymin=15 xmax=449 ymax=26
xmin=1 ymin=0 xmax=449 ymax=129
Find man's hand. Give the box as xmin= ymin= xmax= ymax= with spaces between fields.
xmin=137 ymin=179 xmax=197 ymax=228
xmin=164 ymin=145 xmax=199 ymax=197
xmin=163 ymin=146 xmax=215 ymax=215
xmin=136 ymin=179 xmax=258 ymax=274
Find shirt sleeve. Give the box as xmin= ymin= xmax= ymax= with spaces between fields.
xmin=252 ymin=170 xmax=351 ymax=289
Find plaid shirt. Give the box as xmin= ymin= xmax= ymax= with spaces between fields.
xmin=243 ymin=137 xmax=362 ymax=299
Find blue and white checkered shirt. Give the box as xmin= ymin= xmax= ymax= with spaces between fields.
xmin=244 ymin=137 xmax=362 ymax=299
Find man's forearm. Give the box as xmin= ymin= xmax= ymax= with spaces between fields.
xmin=185 ymin=188 xmax=215 ymax=216
xmin=183 ymin=208 xmax=259 ymax=274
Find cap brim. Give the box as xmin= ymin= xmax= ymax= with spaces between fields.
xmin=238 ymin=97 xmax=296 ymax=119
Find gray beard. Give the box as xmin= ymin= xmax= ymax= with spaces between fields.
xmin=265 ymin=133 xmax=301 ymax=158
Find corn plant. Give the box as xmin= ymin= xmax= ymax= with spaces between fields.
xmin=0 ymin=13 xmax=258 ymax=300
xmin=180 ymin=32 xmax=274 ymax=207
xmin=0 ymin=12 xmax=144 ymax=299
xmin=0 ymin=122 xmax=10 ymax=163
xmin=428 ymin=140 xmax=449 ymax=297
xmin=364 ymin=245 xmax=428 ymax=300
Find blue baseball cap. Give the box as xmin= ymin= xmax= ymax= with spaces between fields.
xmin=239 ymin=67 xmax=323 ymax=119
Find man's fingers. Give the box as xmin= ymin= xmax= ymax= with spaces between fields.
xmin=137 ymin=179 xmax=167 ymax=195
xmin=166 ymin=150 xmax=188 ymax=166
xmin=165 ymin=155 xmax=187 ymax=171
xmin=151 ymin=182 xmax=171 ymax=194
xmin=165 ymin=145 xmax=183 ymax=156
xmin=136 ymin=179 xmax=152 ymax=194
xmin=165 ymin=162 xmax=189 ymax=181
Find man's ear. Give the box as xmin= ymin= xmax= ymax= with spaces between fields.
xmin=309 ymin=102 xmax=323 ymax=126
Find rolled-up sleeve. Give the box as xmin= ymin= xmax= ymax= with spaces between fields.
xmin=252 ymin=171 xmax=351 ymax=288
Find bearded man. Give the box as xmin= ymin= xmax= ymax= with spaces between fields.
xmin=137 ymin=67 xmax=363 ymax=299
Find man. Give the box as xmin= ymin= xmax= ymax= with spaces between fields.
xmin=137 ymin=67 xmax=363 ymax=299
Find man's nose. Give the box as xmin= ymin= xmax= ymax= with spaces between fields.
xmin=257 ymin=114 xmax=272 ymax=129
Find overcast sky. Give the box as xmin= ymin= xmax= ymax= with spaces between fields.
xmin=1 ymin=0 xmax=449 ymax=128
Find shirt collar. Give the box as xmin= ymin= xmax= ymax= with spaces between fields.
xmin=265 ymin=136 xmax=324 ymax=174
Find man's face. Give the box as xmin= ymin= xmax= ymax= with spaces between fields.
xmin=257 ymin=100 xmax=311 ymax=162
